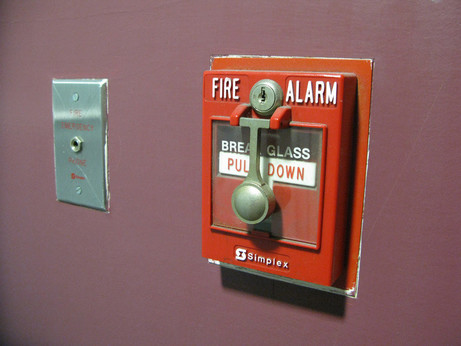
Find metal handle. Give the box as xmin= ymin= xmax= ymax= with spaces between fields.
xmin=231 ymin=117 xmax=275 ymax=224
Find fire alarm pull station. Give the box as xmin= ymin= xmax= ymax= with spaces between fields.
xmin=52 ymin=79 xmax=109 ymax=211
xmin=202 ymin=56 xmax=373 ymax=296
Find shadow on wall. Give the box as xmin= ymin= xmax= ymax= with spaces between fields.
xmin=220 ymin=267 xmax=346 ymax=317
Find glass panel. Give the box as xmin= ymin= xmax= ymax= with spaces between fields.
xmin=212 ymin=121 xmax=323 ymax=247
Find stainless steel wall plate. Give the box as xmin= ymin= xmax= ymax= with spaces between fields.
xmin=52 ymin=79 xmax=109 ymax=211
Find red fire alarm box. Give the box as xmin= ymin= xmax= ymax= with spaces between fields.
xmin=202 ymin=56 xmax=373 ymax=296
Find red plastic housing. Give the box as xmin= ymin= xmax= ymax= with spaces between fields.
xmin=203 ymin=67 xmax=358 ymax=287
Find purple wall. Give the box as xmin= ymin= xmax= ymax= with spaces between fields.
xmin=0 ymin=1 xmax=460 ymax=344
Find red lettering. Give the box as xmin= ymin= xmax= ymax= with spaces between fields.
xmin=285 ymin=165 xmax=295 ymax=179
xmin=233 ymin=158 xmax=249 ymax=173
xmin=69 ymin=109 xmax=83 ymax=118
xmin=228 ymin=158 xmax=234 ymax=170
xmin=60 ymin=122 xmax=93 ymax=131
xmin=268 ymin=163 xmax=274 ymax=176
xmin=297 ymin=167 xmax=304 ymax=181
xmin=62 ymin=122 xmax=72 ymax=129
xmin=71 ymin=173 xmax=85 ymax=180
xmin=68 ymin=157 xmax=87 ymax=167
xmin=236 ymin=159 xmax=242 ymax=172
xmin=277 ymin=165 xmax=284 ymax=178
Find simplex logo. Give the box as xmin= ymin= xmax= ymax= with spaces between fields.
xmin=235 ymin=247 xmax=289 ymax=270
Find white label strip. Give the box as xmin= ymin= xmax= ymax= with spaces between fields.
xmin=219 ymin=152 xmax=316 ymax=188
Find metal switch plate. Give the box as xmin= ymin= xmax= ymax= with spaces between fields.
xmin=52 ymin=79 xmax=108 ymax=211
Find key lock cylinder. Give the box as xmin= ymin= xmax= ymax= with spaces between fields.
xmin=231 ymin=79 xmax=284 ymax=224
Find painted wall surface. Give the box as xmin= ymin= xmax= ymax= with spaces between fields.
xmin=0 ymin=1 xmax=460 ymax=344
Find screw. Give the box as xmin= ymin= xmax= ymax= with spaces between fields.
xmin=76 ymin=186 xmax=82 ymax=195
xmin=72 ymin=92 xmax=79 ymax=102
xmin=249 ymin=79 xmax=283 ymax=117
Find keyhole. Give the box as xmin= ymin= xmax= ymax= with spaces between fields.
xmin=258 ymin=87 xmax=266 ymax=104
